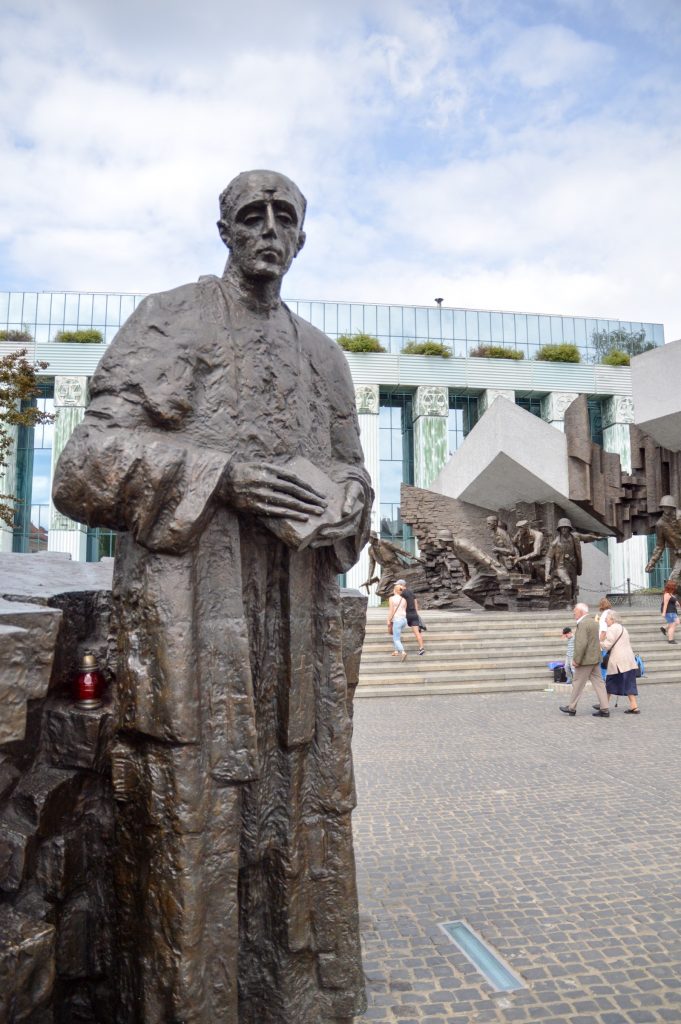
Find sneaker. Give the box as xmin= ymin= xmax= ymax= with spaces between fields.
xmin=669 ymin=639 xmax=678 ymax=645
xmin=417 ymin=648 xmax=425 ymax=656
xmin=660 ymin=625 xmax=668 ymax=636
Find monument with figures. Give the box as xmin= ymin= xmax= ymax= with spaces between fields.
xmin=52 ymin=171 xmax=370 ymax=1023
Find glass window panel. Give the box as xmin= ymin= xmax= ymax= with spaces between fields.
xmin=376 ymin=306 xmax=390 ymax=336
xmin=629 ymin=321 xmax=642 ymax=336
xmin=105 ymin=326 xmax=118 ymax=344
xmin=363 ymin=305 xmax=377 ymax=336
xmin=454 ymin=310 xmax=466 ymax=338
xmin=477 ymin=311 xmax=491 ymax=342
xmin=31 ymin=449 xmax=52 ymax=504
xmin=0 ymin=292 xmax=9 ymax=324
xmin=502 ymin=313 xmax=515 ymax=343
xmin=550 ymin=316 xmax=563 ymax=342
xmin=379 ymin=429 xmax=393 ymax=461
xmin=441 ymin=308 xmax=454 ymax=340
xmin=539 ymin=316 xmax=551 ymax=344
xmin=92 ymin=294 xmax=107 ymax=326
xmin=337 ymin=304 xmax=351 ymax=334
xmin=514 ymin=314 xmax=527 ymax=343
xmin=20 ymin=292 xmax=37 ymax=327
xmin=77 ymin=294 xmax=93 ymax=326
xmin=428 ymin=308 xmax=441 ymax=340
xmin=323 ymin=304 xmax=338 ymax=336
xmin=465 ymin=310 xmax=478 ymax=340
xmin=35 ymin=324 xmax=50 ymax=343
xmin=297 ymin=301 xmax=311 ymax=323
xmin=64 ymin=295 xmax=80 ymax=324
xmin=490 ymin=312 xmax=503 ymax=342
xmin=390 ymin=306 xmax=403 ymax=339
xmin=49 ymin=293 xmax=66 ymax=328
xmin=120 ymin=296 xmax=136 ymax=323
xmin=381 ymin=461 xmax=403 ymax=502
xmin=379 ymin=404 xmax=392 ymax=427
xmin=561 ymin=317 xmax=574 ymax=343
xmin=618 ymin=321 xmax=631 ymax=334
xmin=350 ymin=304 xmax=364 ymax=333
xmin=8 ymin=293 xmax=25 ymax=325
xmin=105 ymin=294 xmax=122 ymax=327
xmin=415 ymin=308 xmax=428 ymax=339
xmin=453 ymin=337 xmax=467 ymax=357
xmin=653 ymin=323 xmax=664 ymax=344
xmin=527 ymin=315 xmax=539 ymax=344
xmin=574 ymin=318 xmax=586 ymax=344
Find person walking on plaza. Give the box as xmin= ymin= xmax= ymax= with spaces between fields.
xmin=660 ymin=580 xmax=679 ymax=644
xmin=560 ymin=602 xmax=610 ymax=717
xmin=598 ymin=610 xmax=640 ymax=714
xmin=396 ymin=578 xmax=426 ymax=655
xmin=562 ymin=625 xmax=575 ymax=685
xmin=387 ymin=582 xmax=408 ymax=662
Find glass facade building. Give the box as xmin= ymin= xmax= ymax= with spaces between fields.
xmin=0 ymin=289 xmax=664 ymax=579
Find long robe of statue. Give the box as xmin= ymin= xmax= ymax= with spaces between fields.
xmin=53 ymin=173 xmax=371 ymax=1024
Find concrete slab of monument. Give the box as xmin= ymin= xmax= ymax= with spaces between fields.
xmin=0 ymin=553 xmax=114 ymax=746
xmin=631 ymin=339 xmax=681 ymax=452
xmin=431 ymin=396 xmax=609 ymax=534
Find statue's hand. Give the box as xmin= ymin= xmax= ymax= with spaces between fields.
xmin=221 ymin=461 xmax=328 ymax=520
xmin=310 ymin=479 xmax=365 ymax=546
xmin=644 ymin=560 xmax=654 ymax=573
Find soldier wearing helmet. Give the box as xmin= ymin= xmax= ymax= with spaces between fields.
xmin=645 ymin=495 xmax=681 ymax=582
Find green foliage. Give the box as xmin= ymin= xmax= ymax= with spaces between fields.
xmin=336 ymin=332 xmax=386 ymax=353
xmin=601 ymin=349 xmax=630 ymax=367
xmin=53 ymin=328 xmax=104 ymax=344
xmin=401 ymin=340 xmax=451 ymax=358
xmin=469 ymin=344 xmax=524 ymax=360
xmin=0 ymin=349 xmax=54 ymax=527
xmin=0 ymin=329 xmax=33 ymax=344
xmin=591 ymin=327 xmax=654 ymax=362
xmin=535 ymin=343 xmax=581 ymax=363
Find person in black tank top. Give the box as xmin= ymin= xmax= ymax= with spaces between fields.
xmin=396 ymin=580 xmax=425 ymax=655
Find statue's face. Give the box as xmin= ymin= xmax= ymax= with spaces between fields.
xmin=487 ymin=517 xmax=498 ymax=530
xmin=220 ymin=173 xmax=306 ymax=282
xmin=662 ymin=507 xmax=676 ymax=521
xmin=559 ymin=527 xmax=571 ymax=539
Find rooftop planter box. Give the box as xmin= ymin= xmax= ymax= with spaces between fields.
xmin=401 ymin=340 xmax=451 ymax=358
xmin=53 ymin=329 xmax=104 ymax=344
xmin=535 ymin=343 xmax=581 ymax=363
xmin=469 ymin=344 xmax=523 ymax=360
xmin=336 ymin=332 xmax=386 ymax=353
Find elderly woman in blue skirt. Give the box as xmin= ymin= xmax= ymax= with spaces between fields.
xmin=600 ymin=610 xmax=640 ymax=714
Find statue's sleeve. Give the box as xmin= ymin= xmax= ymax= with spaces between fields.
xmin=325 ymin=345 xmax=373 ymax=572
xmin=52 ymin=294 xmax=227 ymax=555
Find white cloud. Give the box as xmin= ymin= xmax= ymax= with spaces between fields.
xmin=0 ymin=0 xmax=680 ymax=344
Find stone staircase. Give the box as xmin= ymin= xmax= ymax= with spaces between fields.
xmin=357 ymin=607 xmax=681 ymax=697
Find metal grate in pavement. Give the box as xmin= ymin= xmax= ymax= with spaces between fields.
xmin=439 ymin=919 xmax=526 ymax=992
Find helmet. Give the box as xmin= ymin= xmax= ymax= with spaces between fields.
xmin=437 ymin=528 xmax=453 ymax=541
xmin=557 ymin=518 xmax=572 ymax=529
xmin=659 ymin=495 xmax=677 ymax=509
xmin=515 ymin=520 xmax=529 ymax=528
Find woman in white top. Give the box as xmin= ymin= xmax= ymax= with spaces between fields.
xmin=387 ymin=584 xmax=408 ymax=661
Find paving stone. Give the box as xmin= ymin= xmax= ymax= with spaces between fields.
xmin=353 ymin=685 xmax=681 ymax=1023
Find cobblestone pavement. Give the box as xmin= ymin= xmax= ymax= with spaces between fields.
xmin=352 ymin=685 xmax=681 ymax=1024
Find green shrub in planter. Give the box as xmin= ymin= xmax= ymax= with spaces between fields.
xmin=401 ymin=340 xmax=451 ymax=357
xmin=601 ymin=349 xmax=630 ymax=367
xmin=53 ymin=329 xmax=104 ymax=344
xmin=535 ymin=343 xmax=581 ymax=363
xmin=0 ymin=329 xmax=33 ymax=343
xmin=469 ymin=344 xmax=524 ymax=360
xmin=337 ymin=332 xmax=386 ymax=353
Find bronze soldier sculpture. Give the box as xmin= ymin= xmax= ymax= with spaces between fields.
xmin=485 ymin=514 xmax=518 ymax=570
xmin=361 ymin=529 xmax=423 ymax=598
xmin=544 ymin=517 xmax=601 ymax=604
xmin=645 ymin=495 xmax=681 ymax=582
xmin=512 ymin=519 xmax=544 ymax=579
xmin=53 ymin=171 xmax=371 ymax=1024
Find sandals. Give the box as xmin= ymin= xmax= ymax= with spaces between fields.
xmin=624 ymin=708 xmax=640 ymax=714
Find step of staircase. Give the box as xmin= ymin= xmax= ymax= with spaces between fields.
xmin=356 ymin=608 xmax=680 ymax=698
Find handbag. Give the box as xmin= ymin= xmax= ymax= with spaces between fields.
xmin=417 ymin=615 xmax=427 ymax=632
xmin=601 ymin=626 xmax=623 ymax=670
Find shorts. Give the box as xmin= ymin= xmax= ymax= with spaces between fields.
xmin=665 ymin=612 xmax=679 ymax=624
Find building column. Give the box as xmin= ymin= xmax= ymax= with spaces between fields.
xmin=602 ymin=394 xmax=648 ymax=591
xmin=478 ymin=388 xmax=515 ymax=416
xmin=0 ymin=422 xmax=18 ymax=553
xmin=413 ymin=386 xmax=449 ymax=488
xmin=540 ymin=391 xmax=579 ymax=432
xmin=48 ymin=376 xmax=89 ymax=561
xmin=345 ymin=385 xmax=380 ymax=605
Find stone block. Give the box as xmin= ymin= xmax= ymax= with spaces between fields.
xmin=0 ymin=816 xmax=35 ymax=893
xmin=44 ymin=700 xmax=114 ymax=773
xmin=56 ymin=891 xmax=108 ymax=980
xmin=35 ymin=832 xmax=87 ymax=904
xmin=0 ymin=757 xmax=20 ymax=801
xmin=631 ymin=338 xmax=681 ymax=451
xmin=0 ymin=906 xmax=55 ymax=1022
xmin=0 ymin=599 xmax=62 ymax=746
xmin=12 ymin=767 xmax=82 ymax=838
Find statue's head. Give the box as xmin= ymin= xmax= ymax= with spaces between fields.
xmin=659 ymin=495 xmax=677 ymax=520
xmin=486 ymin=515 xmax=498 ymax=529
xmin=515 ymin=519 xmax=529 ymax=532
xmin=557 ymin=517 xmax=572 ymax=537
xmin=436 ymin=528 xmax=453 ymax=547
xmin=218 ymin=170 xmax=306 ymax=282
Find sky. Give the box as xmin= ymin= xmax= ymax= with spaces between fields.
xmin=1 ymin=0 xmax=680 ymax=338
